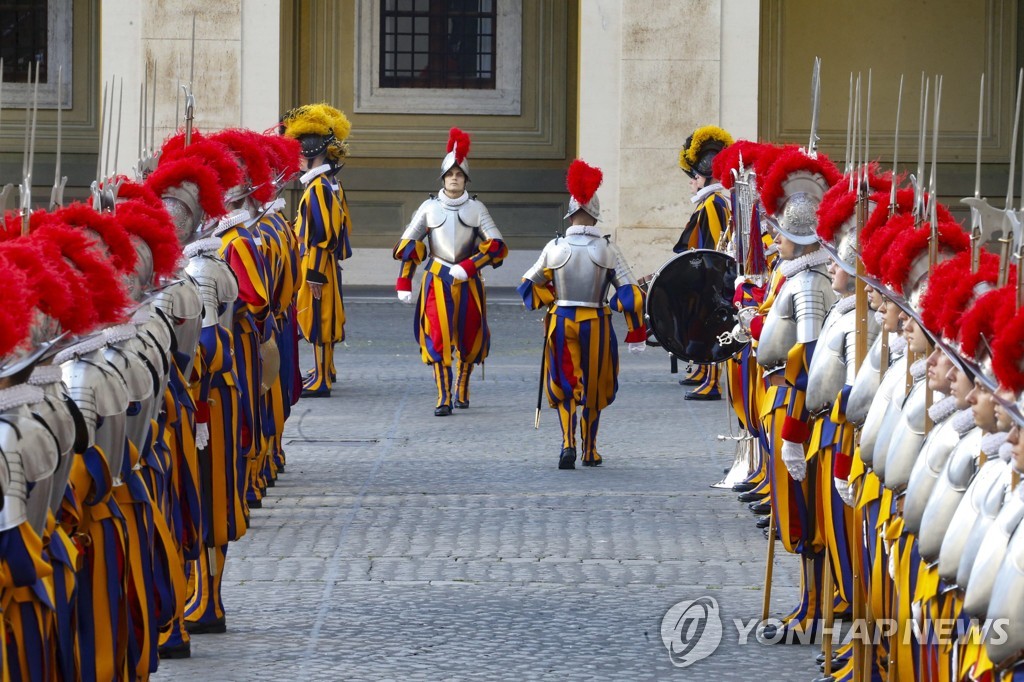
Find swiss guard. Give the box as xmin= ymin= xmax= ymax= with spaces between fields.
xmin=393 ymin=128 xmax=508 ymax=416
xmin=279 ymin=104 xmax=354 ymax=398
xmin=517 ymin=159 xmax=646 ymax=469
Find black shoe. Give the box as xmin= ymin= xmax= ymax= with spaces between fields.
xmin=749 ymin=501 xmax=772 ymax=515
xmin=755 ymin=516 xmax=771 ymax=529
xmin=558 ymin=447 xmax=576 ymax=470
xmin=185 ymin=617 xmax=226 ymax=635
xmin=678 ymin=377 xmax=701 ymax=386
xmin=454 ymin=399 xmax=470 ymax=409
xmin=737 ymin=491 xmax=767 ymax=503
xmin=158 ymin=640 xmax=191 ymax=659
xmin=248 ymin=497 xmax=263 ymax=509
xmin=684 ymin=391 xmax=722 ymax=401
xmin=301 ymin=386 xmax=331 ymax=399
xmin=732 ymin=481 xmax=757 ymax=493
xmin=434 ymin=405 xmax=453 ymax=416
xmin=581 ymin=452 xmax=602 ymax=467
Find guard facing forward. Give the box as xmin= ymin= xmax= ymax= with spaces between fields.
xmin=393 ymin=128 xmax=508 ymax=416
xmin=518 ymin=160 xmax=646 ymax=469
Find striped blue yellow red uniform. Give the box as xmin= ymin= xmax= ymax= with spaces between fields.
xmin=294 ymin=168 xmax=351 ymax=393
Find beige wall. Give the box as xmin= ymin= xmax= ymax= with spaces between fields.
xmin=578 ymin=0 xmax=760 ymax=279
xmin=101 ymin=0 xmax=280 ymax=178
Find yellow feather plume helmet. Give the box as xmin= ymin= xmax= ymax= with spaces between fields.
xmin=679 ymin=125 xmax=733 ymax=179
xmin=279 ymin=103 xmax=352 ymax=161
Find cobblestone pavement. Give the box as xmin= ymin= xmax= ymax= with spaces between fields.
xmin=154 ymin=289 xmax=819 ymax=681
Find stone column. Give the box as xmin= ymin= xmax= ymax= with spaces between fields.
xmin=101 ymin=0 xmax=280 ymax=177
xmin=577 ymin=0 xmax=760 ymax=279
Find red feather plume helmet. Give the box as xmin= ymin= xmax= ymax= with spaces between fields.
xmin=920 ymin=250 xmax=1004 ymax=341
xmin=992 ymin=305 xmax=1024 ymax=392
xmin=757 ymin=147 xmax=840 ymax=246
xmin=441 ymin=127 xmax=472 ymax=180
xmin=116 ymin=199 xmax=183 ymax=279
xmin=47 ymin=202 xmax=139 ymax=274
xmin=881 ymin=220 xmax=970 ymax=301
xmin=263 ymin=134 xmax=303 ymax=187
xmin=712 ymin=140 xmax=770 ymax=190
xmin=32 ymin=222 xmax=131 ymax=326
xmin=0 ymin=253 xmax=35 ymax=362
xmin=146 ymin=158 xmax=230 ymax=225
xmin=0 ymin=239 xmax=93 ymax=336
xmin=565 ymin=159 xmax=604 ymax=222
xmin=159 ymin=132 xmax=245 ymax=193
xmin=815 ymin=164 xmax=893 ymax=244
xmin=210 ymin=128 xmax=276 ymax=204
xmin=960 ymin=285 xmax=1014 ymax=361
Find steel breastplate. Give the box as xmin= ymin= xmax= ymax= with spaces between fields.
xmin=958 ymin=464 xmax=1014 ymax=594
xmin=63 ymin=352 xmax=130 ymax=480
xmin=551 ymin=235 xmax=612 ymax=307
xmin=426 ymin=205 xmax=478 ymax=264
xmin=962 ymin=490 xmax=1024 ymax=619
xmin=0 ymin=408 xmax=59 ymax=533
xmin=871 ymin=373 xmax=914 ymax=480
xmin=918 ymin=428 xmax=983 ymax=564
xmin=806 ymin=305 xmax=852 ymax=414
xmin=858 ymin=353 xmax=907 ymax=468
xmin=846 ymin=333 xmax=883 ymax=426
xmin=983 ymin=511 xmax=1024 ymax=665
xmin=30 ymin=390 xmax=76 ymax=519
xmin=186 ymin=253 xmax=238 ymax=330
xmin=757 ymin=283 xmax=798 ymax=371
xmin=903 ymin=417 xmax=961 ymax=535
xmin=938 ymin=458 xmax=1008 ymax=583
xmin=154 ymin=279 xmax=203 ymax=372
xmin=880 ymin=380 xmax=928 ymax=489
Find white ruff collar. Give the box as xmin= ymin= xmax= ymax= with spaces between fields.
xmin=300 ymin=164 xmax=332 ymax=185
xmin=54 ymin=333 xmax=108 ymax=365
xmin=833 ymin=295 xmax=857 ymax=316
xmin=874 ymin=310 xmax=885 ymax=325
xmin=438 ymin=191 xmax=470 ymax=208
xmin=889 ymin=335 xmax=907 ymax=358
xmin=952 ymin=408 xmax=977 ymax=437
xmin=910 ymin=357 xmax=928 ymax=381
xmin=0 ymin=383 xmax=45 ymax=412
xmin=779 ymin=249 xmax=831 ymax=279
xmin=928 ymin=394 xmax=958 ymax=423
xmin=690 ymin=182 xmax=725 ymax=205
xmin=28 ymin=365 xmax=63 ymax=387
xmin=566 ymin=225 xmax=602 ymax=238
xmin=981 ymin=431 xmax=1009 ymax=458
xmin=263 ymin=197 xmax=286 ymax=214
xmin=183 ymin=237 xmax=223 ymax=260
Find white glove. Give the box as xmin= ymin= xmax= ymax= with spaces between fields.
xmin=780 ymin=439 xmax=806 ymax=481
xmin=835 ymin=478 xmax=855 ymax=507
xmin=449 ymin=264 xmax=468 ymax=281
xmin=397 ymin=290 xmax=413 ymax=304
xmin=888 ymin=545 xmax=898 ymax=581
xmin=627 ymin=342 xmax=646 ymax=354
xmin=196 ymin=422 xmax=210 ymax=450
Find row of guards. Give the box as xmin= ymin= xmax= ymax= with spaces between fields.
xmin=0 ymin=60 xmax=354 ymax=680
xmin=643 ymin=60 xmax=1024 ymax=680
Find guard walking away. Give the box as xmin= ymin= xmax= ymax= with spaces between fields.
xmin=518 ymin=160 xmax=647 ymax=469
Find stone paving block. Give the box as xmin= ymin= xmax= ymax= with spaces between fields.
xmin=153 ymin=296 xmax=819 ymax=681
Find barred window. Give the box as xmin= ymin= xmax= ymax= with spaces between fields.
xmin=380 ymin=0 xmax=496 ymax=89
xmin=0 ymin=0 xmax=50 ymax=83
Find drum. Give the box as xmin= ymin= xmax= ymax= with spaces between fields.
xmin=645 ymin=249 xmax=745 ymax=363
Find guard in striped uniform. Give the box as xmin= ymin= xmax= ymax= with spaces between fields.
xmin=279 ymin=104 xmax=353 ymax=398
xmin=517 ymin=160 xmax=646 ymax=469
xmin=393 ymin=128 xmax=508 ymax=416
xmin=674 ymin=126 xmax=733 ymax=401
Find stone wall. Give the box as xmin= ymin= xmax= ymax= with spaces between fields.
xmin=101 ymin=0 xmax=280 ymax=177
xmin=578 ymin=0 xmax=760 ymax=280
